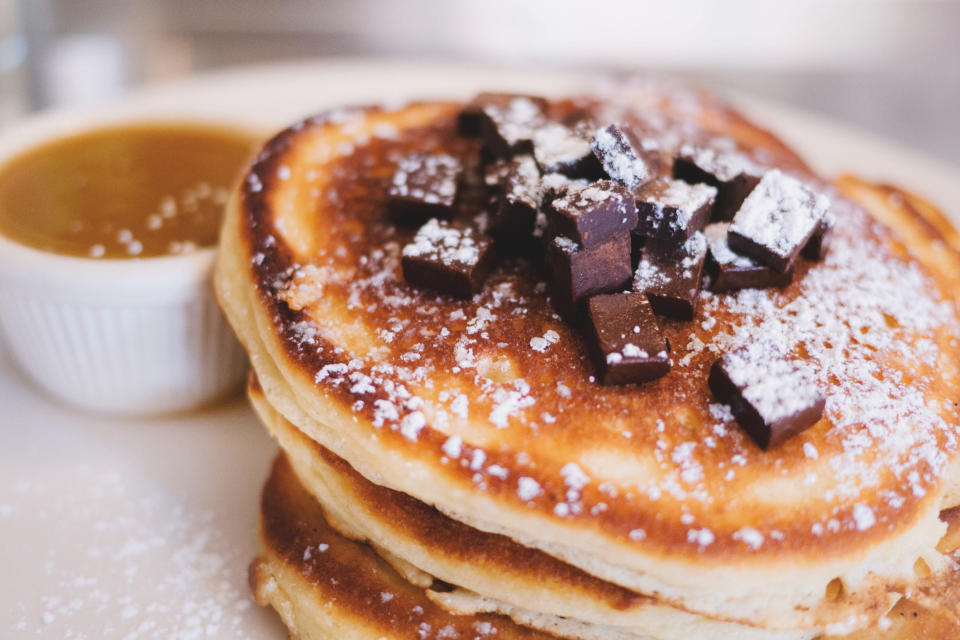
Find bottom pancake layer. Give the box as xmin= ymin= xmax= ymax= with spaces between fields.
xmin=253 ymin=452 xmax=960 ymax=640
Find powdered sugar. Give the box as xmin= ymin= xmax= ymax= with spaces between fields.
xmin=403 ymin=219 xmax=483 ymax=267
xmin=852 ymin=504 xmax=876 ymax=531
xmin=639 ymin=179 xmax=716 ymax=237
xmin=591 ymin=124 xmax=649 ymax=189
xmin=704 ymin=222 xmax=755 ymax=268
xmin=678 ymin=143 xmax=760 ymax=183
xmin=390 ymin=154 xmax=460 ymax=204
xmin=719 ymin=341 xmax=822 ymax=424
xmin=4 ymin=468 xmax=260 ymax=639
xmin=517 ymin=477 xmax=542 ymax=501
xmin=734 ymin=527 xmax=765 ymax=550
xmin=729 ymin=169 xmax=829 ymax=261
xmin=552 ymin=183 xmax=621 ymax=212
xmin=532 ymin=123 xmax=591 ymax=172
xmin=483 ymin=97 xmax=544 ymax=147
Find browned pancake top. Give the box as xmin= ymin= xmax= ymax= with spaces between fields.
xmin=239 ymin=89 xmax=960 ymax=562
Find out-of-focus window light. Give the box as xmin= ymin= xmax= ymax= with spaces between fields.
xmin=43 ymin=34 xmax=127 ymax=107
xmin=8 ymin=0 xmax=960 ymax=162
xmin=0 ymin=0 xmax=26 ymax=121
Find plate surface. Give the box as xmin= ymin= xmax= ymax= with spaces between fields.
xmin=2 ymin=58 xmax=958 ymax=639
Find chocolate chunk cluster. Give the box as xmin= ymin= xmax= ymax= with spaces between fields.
xmin=391 ymin=93 xmax=833 ymax=448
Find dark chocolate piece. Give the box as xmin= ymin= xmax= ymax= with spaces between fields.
xmin=489 ymin=155 xmax=541 ymax=252
xmin=454 ymin=149 xmax=495 ymax=221
xmin=532 ymin=209 xmax=550 ymax=241
xmin=472 ymin=95 xmax=547 ymax=158
xmin=388 ymin=153 xmax=463 ymax=226
xmin=590 ymin=124 xmax=651 ymax=191
xmin=458 ymin=93 xmax=548 ymax=137
xmin=548 ymin=233 xmax=632 ymax=310
xmin=673 ymin=145 xmax=763 ymax=221
xmin=532 ymin=122 xmax=601 ymax=178
xmin=633 ymin=232 xmax=707 ymax=320
xmin=728 ymin=169 xmax=830 ymax=273
xmin=586 ymin=293 xmax=670 ymax=385
xmin=801 ymin=215 xmax=835 ymax=261
xmin=545 ymin=181 xmax=638 ymax=250
xmin=630 ymin=231 xmax=646 ymax=269
xmin=483 ymin=158 xmax=511 ymax=198
xmin=539 ymin=173 xmax=589 ymax=209
xmin=401 ymin=219 xmax=495 ymax=297
xmin=708 ymin=344 xmax=825 ymax=450
xmin=703 ymin=223 xmax=793 ymax=292
xmin=635 ymin=178 xmax=717 ymax=245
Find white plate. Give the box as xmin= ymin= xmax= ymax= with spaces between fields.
xmin=2 ymin=58 xmax=958 ymax=639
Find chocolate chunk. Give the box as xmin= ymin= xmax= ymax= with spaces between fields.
xmin=458 ymin=93 xmax=548 ymax=137
xmin=801 ymin=215 xmax=835 ymax=261
xmin=483 ymin=158 xmax=511 ymax=198
xmin=703 ymin=223 xmax=793 ymax=292
xmin=471 ymin=94 xmax=547 ymax=158
xmin=635 ymin=178 xmax=717 ymax=245
xmin=489 ymin=155 xmax=541 ymax=252
xmin=548 ymin=233 xmax=632 ymax=310
xmin=633 ymin=232 xmax=707 ymax=320
xmin=539 ymin=172 xmax=589 ymax=208
xmin=532 ymin=209 xmax=550 ymax=241
xmin=545 ymin=181 xmax=638 ymax=250
xmin=586 ymin=293 xmax=670 ymax=385
xmin=401 ymin=219 xmax=495 ymax=297
xmin=673 ymin=145 xmax=763 ymax=221
xmin=728 ymin=170 xmax=830 ymax=273
xmin=532 ymin=122 xmax=601 ymax=178
xmin=630 ymin=231 xmax=646 ymax=269
xmin=388 ymin=154 xmax=463 ymax=226
xmin=590 ymin=124 xmax=651 ymax=191
xmin=708 ymin=344 xmax=825 ymax=449
xmin=454 ymin=149 xmax=495 ymax=219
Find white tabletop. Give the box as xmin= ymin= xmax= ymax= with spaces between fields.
xmin=2 ymin=58 xmax=958 ymax=639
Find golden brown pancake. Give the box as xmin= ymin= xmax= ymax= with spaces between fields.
xmin=252 ymin=453 xmax=553 ymax=640
xmin=253 ymin=449 xmax=960 ymax=640
xmin=217 ymin=87 xmax=960 ymax=633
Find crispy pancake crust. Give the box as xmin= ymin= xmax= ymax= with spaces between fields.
xmin=217 ymin=89 xmax=960 ymax=628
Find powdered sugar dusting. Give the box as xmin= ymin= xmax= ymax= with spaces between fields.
xmin=390 ymin=153 xmax=460 ymax=205
xmin=4 ymin=469 xmax=261 ymax=639
xmin=704 ymin=222 xmax=754 ymax=268
xmin=532 ymin=123 xmax=591 ymax=172
xmin=729 ymin=169 xmax=829 ymax=260
xmin=483 ymin=97 xmax=544 ymax=147
xmin=517 ymin=477 xmax=542 ymax=501
xmin=678 ymin=143 xmax=760 ymax=183
xmin=640 ymin=179 xmax=716 ymax=237
xmin=720 ymin=341 xmax=822 ymax=424
xmin=591 ymin=125 xmax=648 ymax=189
xmin=403 ymin=219 xmax=483 ymax=267
xmin=734 ymin=527 xmax=765 ymax=550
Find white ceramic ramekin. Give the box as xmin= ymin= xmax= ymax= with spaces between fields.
xmin=0 ymin=109 xmax=256 ymax=414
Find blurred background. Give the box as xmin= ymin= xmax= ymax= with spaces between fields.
xmin=0 ymin=0 xmax=957 ymax=163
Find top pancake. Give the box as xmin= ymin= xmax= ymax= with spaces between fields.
xmin=217 ymin=87 xmax=960 ymax=624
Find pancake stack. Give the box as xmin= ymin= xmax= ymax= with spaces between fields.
xmin=214 ymin=85 xmax=960 ymax=639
